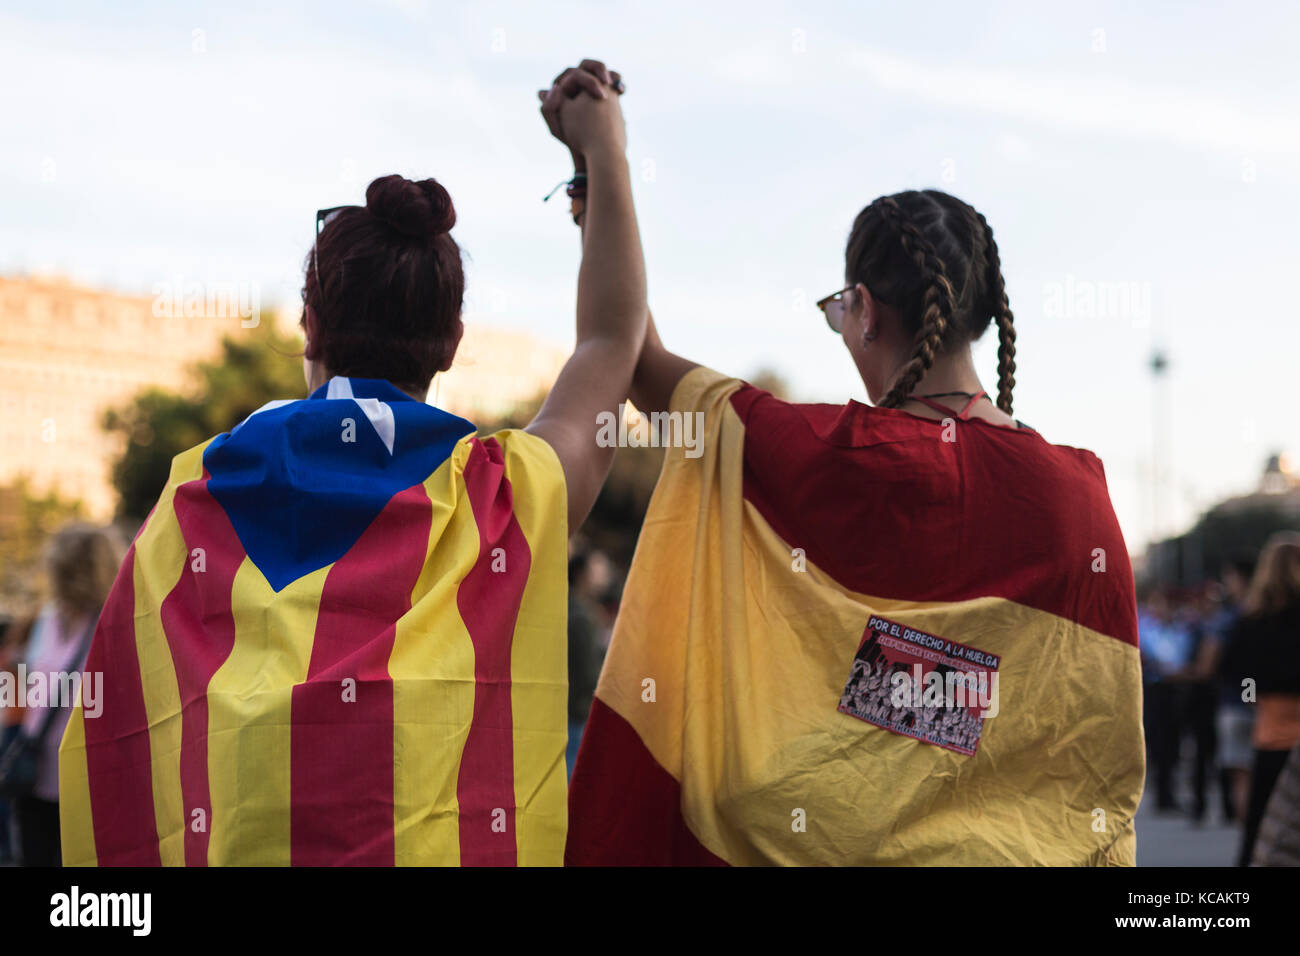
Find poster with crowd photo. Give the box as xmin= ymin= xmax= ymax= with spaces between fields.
xmin=837 ymin=614 xmax=1001 ymax=757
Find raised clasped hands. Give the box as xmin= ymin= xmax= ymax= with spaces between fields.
xmin=538 ymin=58 xmax=627 ymax=166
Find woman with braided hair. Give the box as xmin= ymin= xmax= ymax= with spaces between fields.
xmin=567 ymin=181 xmax=1144 ymax=865
xmin=839 ymin=192 xmax=1021 ymax=423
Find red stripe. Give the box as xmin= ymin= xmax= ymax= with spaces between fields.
xmin=158 ymin=473 xmax=243 ymax=865
xmin=455 ymin=437 xmax=529 ymax=866
xmin=83 ymin=546 xmax=162 ymax=865
xmin=567 ymin=697 xmax=728 ymax=866
xmin=290 ymin=484 xmax=431 ymax=866
xmin=729 ymin=386 xmax=1139 ymax=645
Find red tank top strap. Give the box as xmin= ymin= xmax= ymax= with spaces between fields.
xmin=955 ymin=390 xmax=988 ymax=419
xmin=906 ymin=395 xmax=956 ymax=417
xmin=906 ymin=391 xmax=988 ymax=420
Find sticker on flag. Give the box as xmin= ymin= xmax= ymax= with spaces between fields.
xmin=837 ymin=614 xmax=1000 ymax=756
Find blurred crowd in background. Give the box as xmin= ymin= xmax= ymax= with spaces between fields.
xmin=0 ymin=523 xmax=123 ymax=866
xmin=1138 ymin=531 xmax=1300 ymax=866
xmin=565 ymin=541 xmax=624 ymax=773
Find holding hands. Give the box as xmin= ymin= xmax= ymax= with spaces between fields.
xmin=538 ymin=59 xmax=627 ymax=164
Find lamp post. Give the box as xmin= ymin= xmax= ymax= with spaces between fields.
xmin=1149 ymin=348 xmax=1169 ymax=573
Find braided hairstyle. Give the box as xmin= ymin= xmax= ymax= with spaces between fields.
xmin=845 ymin=190 xmax=1017 ymax=414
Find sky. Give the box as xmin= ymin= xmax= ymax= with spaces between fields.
xmin=2 ymin=0 xmax=1298 ymax=553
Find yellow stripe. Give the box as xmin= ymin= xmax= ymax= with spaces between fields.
xmin=389 ymin=445 xmax=478 ymax=866
xmin=205 ymin=559 xmax=326 ymax=864
xmin=57 ymin=706 xmax=96 ymax=866
xmin=594 ymin=367 xmax=742 ymax=783
xmin=130 ymin=443 xmax=209 ymax=865
xmin=500 ymin=430 xmax=568 ymax=866
xmin=596 ymin=367 xmax=1145 ymax=865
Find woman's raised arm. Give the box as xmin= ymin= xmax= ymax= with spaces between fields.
xmin=526 ymin=60 xmax=648 ymax=531
xmin=628 ymin=309 xmax=699 ymax=417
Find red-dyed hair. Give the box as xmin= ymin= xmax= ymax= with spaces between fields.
xmin=302 ymin=174 xmax=464 ymax=392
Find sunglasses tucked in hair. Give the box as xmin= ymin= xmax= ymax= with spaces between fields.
xmin=311 ymin=206 xmax=350 ymax=294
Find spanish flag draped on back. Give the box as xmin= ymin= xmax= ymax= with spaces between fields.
xmin=59 ymin=376 xmax=568 ymax=866
xmin=568 ymin=367 xmax=1144 ymax=866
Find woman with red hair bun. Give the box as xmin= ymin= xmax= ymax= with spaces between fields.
xmin=58 ymin=59 xmax=640 ymax=867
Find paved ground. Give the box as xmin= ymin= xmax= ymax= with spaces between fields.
xmin=1134 ymin=774 xmax=1241 ymax=867
xmin=2 ymin=763 xmax=1246 ymax=867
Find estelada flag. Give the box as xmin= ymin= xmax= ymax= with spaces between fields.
xmin=59 ymin=377 xmax=568 ymax=866
xmin=568 ymin=368 xmax=1144 ymax=866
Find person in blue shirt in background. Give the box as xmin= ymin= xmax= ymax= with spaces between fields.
xmin=1139 ymin=590 xmax=1196 ymax=812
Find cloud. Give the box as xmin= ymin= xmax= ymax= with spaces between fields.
xmin=850 ymin=47 xmax=1300 ymax=157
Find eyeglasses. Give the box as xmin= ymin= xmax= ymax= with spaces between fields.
xmin=311 ymin=206 xmax=350 ymax=287
xmin=816 ymin=286 xmax=855 ymax=333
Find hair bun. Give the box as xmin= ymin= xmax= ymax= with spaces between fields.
xmin=365 ymin=174 xmax=456 ymax=239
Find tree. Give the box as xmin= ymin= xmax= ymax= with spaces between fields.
xmin=1143 ymin=497 xmax=1300 ymax=589
xmin=0 ymin=478 xmax=86 ymax=614
xmin=103 ymin=318 xmax=304 ymax=523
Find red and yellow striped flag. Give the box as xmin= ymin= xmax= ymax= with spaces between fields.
xmin=568 ymin=367 xmax=1144 ymax=865
xmin=59 ymin=377 xmax=568 ymax=866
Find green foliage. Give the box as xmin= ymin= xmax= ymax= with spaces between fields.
xmin=1196 ymin=502 xmax=1300 ymax=573
xmin=104 ymin=319 xmax=304 ymax=523
xmin=0 ymin=477 xmax=86 ymax=613
xmin=1146 ymin=497 xmax=1300 ymax=589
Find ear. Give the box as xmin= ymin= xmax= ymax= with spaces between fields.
xmin=438 ymin=317 xmax=465 ymax=372
xmin=854 ymin=282 xmax=880 ymax=342
xmin=302 ymin=304 xmax=321 ymax=359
